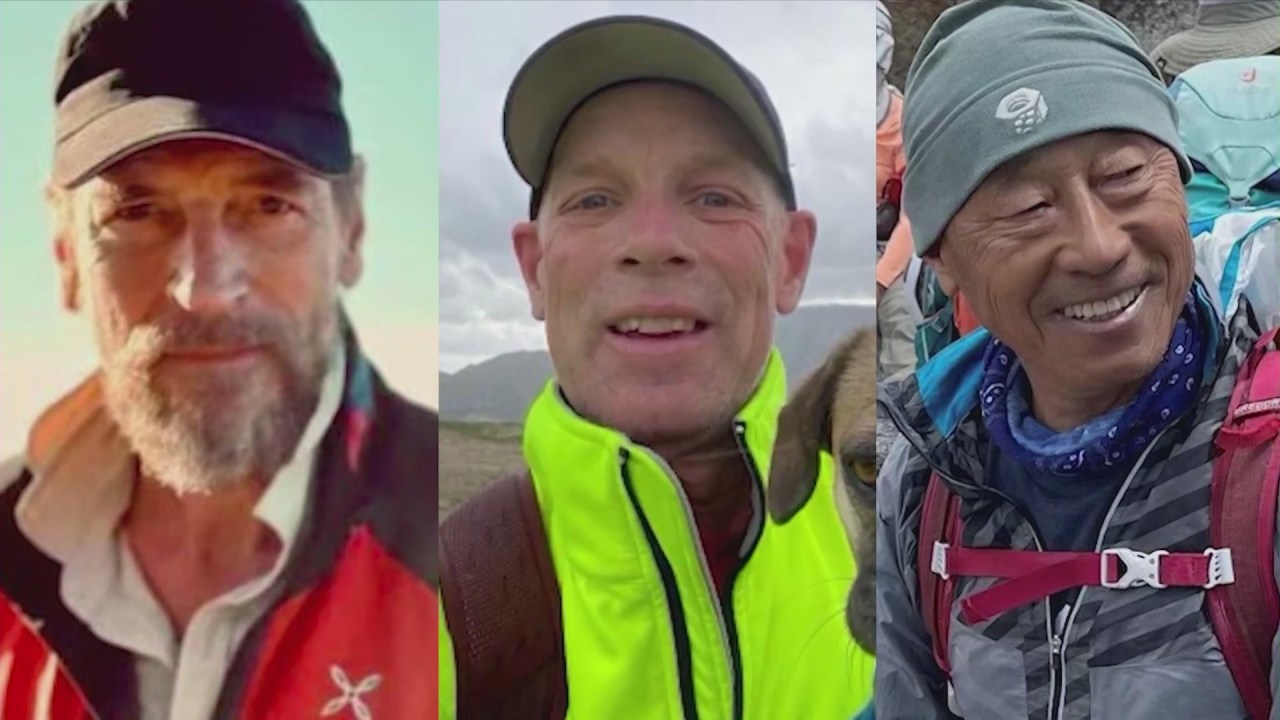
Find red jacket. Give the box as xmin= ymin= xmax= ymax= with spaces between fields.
xmin=0 ymin=332 xmax=438 ymax=719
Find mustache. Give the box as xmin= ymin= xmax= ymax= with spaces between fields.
xmin=119 ymin=312 xmax=296 ymax=366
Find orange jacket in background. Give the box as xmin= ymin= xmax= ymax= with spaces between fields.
xmin=876 ymin=88 xmax=981 ymax=341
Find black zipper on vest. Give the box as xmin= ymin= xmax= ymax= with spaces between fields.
xmin=619 ymin=447 xmax=700 ymax=720
xmin=722 ymin=420 xmax=765 ymax=720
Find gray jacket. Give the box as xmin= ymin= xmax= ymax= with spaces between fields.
xmin=875 ymin=296 xmax=1279 ymax=720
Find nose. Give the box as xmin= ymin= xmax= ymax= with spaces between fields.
xmin=1056 ymin=191 xmax=1131 ymax=276
xmin=169 ymin=212 xmax=248 ymax=314
xmin=616 ymin=194 xmax=694 ymax=272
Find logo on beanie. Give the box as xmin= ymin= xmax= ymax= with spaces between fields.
xmin=995 ymin=88 xmax=1048 ymax=135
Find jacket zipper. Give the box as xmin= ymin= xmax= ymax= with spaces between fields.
xmin=1048 ymin=424 xmax=1174 ymax=720
xmin=624 ymin=421 xmax=764 ymax=720
xmin=883 ymin=332 xmax=1228 ymax=720
xmin=725 ymin=420 xmax=767 ymax=720
xmin=904 ymin=419 xmax=1181 ymax=720
xmin=619 ymin=448 xmax=700 ymax=720
xmin=1044 ymin=324 xmax=1234 ymax=719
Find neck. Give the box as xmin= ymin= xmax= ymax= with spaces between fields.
xmin=1025 ymin=374 xmax=1143 ymax=432
xmin=651 ymin=428 xmax=752 ymax=508
xmin=123 ymin=472 xmax=281 ymax=632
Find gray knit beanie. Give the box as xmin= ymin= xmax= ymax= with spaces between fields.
xmin=902 ymin=0 xmax=1193 ymax=257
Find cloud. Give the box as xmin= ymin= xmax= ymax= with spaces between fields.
xmin=439 ymin=0 xmax=876 ymax=368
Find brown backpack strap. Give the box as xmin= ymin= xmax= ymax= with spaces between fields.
xmin=917 ymin=470 xmax=961 ymax=679
xmin=440 ymin=471 xmax=567 ymax=719
xmin=1208 ymin=329 xmax=1280 ymax=720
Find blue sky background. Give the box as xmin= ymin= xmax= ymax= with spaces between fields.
xmin=0 ymin=0 xmax=439 ymax=456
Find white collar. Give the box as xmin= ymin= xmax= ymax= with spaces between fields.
xmin=15 ymin=342 xmax=347 ymax=568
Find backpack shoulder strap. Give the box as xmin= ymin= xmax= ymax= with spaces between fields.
xmin=439 ymin=471 xmax=567 ymax=720
xmin=916 ymin=470 xmax=962 ymax=679
xmin=1209 ymin=328 xmax=1280 ymax=720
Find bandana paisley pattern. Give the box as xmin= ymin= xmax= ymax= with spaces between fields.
xmin=979 ymin=294 xmax=1206 ymax=475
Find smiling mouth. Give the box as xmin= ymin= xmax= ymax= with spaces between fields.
xmin=1059 ymin=284 xmax=1146 ymax=322
xmin=607 ymin=317 xmax=709 ymax=338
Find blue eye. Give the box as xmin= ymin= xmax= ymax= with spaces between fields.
xmin=576 ymin=194 xmax=612 ymax=210
xmin=698 ymin=192 xmax=731 ymax=208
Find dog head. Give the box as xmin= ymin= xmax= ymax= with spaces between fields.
xmin=767 ymin=327 xmax=877 ymax=654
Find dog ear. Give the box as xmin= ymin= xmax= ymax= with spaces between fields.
xmin=768 ymin=333 xmax=854 ymax=523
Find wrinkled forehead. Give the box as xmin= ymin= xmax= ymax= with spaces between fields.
xmin=547 ymin=80 xmax=773 ymax=182
xmin=88 ymin=138 xmax=320 ymax=195
xmin=981 ymin=130 xmax=1164 ymax=188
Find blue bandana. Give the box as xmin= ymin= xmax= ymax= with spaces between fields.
xmin=979 ymin=294 xmax=1206 ymax=475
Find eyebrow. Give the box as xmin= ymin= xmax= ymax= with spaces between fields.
xmin=90 ymin=183 xmax=160 ymax=204
xmin=553 ymin=156 xmax=624 ymax=185
xmin=232 ymin=165 xmax=313 ymax=194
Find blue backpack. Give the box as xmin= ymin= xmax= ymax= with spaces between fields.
xmin=1170 ymin=56 xmax=1280 ymax=236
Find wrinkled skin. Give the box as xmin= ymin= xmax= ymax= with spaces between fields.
xmin=928 ymin=131 xmax=1193 ymax=430
xmin=512 ymin=82 xmax=815 ymax=454
xmin=54 ymin=139 xmax=365 ymax=493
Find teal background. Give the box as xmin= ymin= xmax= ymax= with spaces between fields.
xmin=0 ymin=0 xmax=440 ymax=456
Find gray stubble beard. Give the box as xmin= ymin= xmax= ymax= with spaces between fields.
xmin=100 ymin=303 xmax=339 ymax=496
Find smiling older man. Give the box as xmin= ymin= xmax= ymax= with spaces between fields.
xmin=877 ymin=1 xmax=1279 ymax=719
xmin=439 ymin=15 xmax=874 ymax=720
xmin=0 ymin=2 xmax=438 ymax=718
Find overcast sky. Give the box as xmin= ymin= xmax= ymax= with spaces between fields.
xmin=439 ymin=0 xmax=876 ymax=373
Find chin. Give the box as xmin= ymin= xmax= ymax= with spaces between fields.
xmin=1078 ymin=343 xmax=1167 ymax=392
xmin=591 ymin=392 xmax=730 ymax=445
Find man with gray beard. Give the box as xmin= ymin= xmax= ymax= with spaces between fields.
xmin=0 ymin=1 xmax=439 ymax=719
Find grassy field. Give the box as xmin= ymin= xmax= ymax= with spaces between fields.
xmin=438 ymin=420 xmax=524 ymax=519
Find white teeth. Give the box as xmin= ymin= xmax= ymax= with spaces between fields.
xmin=1064 ymin=287 xmax=1140 ymax=321
xmin=615 ymin=317 xmax=696 ymax=335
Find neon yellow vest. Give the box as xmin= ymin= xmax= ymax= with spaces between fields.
xmin=440 ymin=350 xmax=873 ymax=718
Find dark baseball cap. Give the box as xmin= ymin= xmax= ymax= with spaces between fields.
xmin=51 ymin=0 xmax=352 ymax=188
xmin=503 ymin=16 xmax=797 ymax=218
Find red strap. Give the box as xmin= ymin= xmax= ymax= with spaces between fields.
xmin=881 ymin=177 xmax=903 ymax=207
xmin=1219 ymin=328 xmax=1280 ymax=450
xmin=915 ymin=332 xmax=1280 ymax=707
xmin=1208 ymin=329 xmax=1280 ymax=720
xmin=917 ymin=473 xmax=959 ymax=678
xmin=941 ymin=546 xmax=1223 ymax=624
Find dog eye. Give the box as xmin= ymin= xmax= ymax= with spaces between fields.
xmin=844 ymin=455 xmax=877 ymax=486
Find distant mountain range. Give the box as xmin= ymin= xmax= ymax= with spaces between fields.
xmin=440 ymin=303 xmax=875 ymax=422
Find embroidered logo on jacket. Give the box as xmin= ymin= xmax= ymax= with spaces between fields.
xmin=321 ymin=665 xmax=381 ymax=719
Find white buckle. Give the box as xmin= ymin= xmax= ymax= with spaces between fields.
xmin=932 ymin=542 xmax=950 ymax=580
xmin=1101 ymin=548 xmax=1167 ymax=589
xmin=1203 ymin=548 xmax=1236 ymax=589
